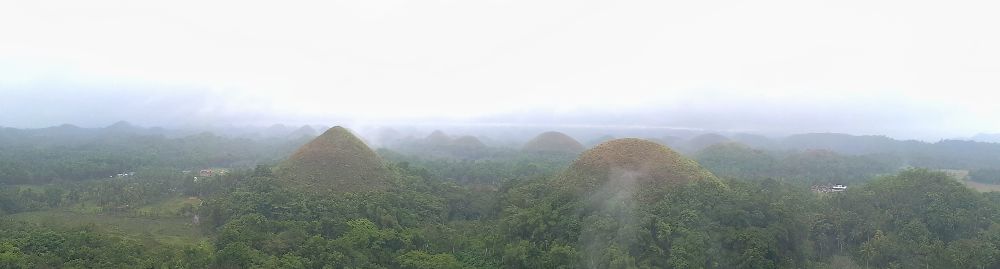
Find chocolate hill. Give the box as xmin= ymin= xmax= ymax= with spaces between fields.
xmin=731 ymin=133 xmax=776 ymax=149
xmin=586 ymin=135 xmax=616 ymax=147
xmin=425 ymin=130 xmax=451 ymax=146
xmin=522 ymin=131 xmax=585 ymax=154
xmin=278 ymin=126 xmax=389 ymax=192
xmin=556 ymin=138 xmax=718 ymax=197
xmin=451 ymin=135 xmax=486 ymax=151
xmin=442 ymin=135 xmax=488 ymax=159
xmin=288 ymin=125 xmax=318 ymax=139
xmin=685 ymin=133 xmax=731 ymax=152
xmin=646 ymin=136 xmax=682 ymax=148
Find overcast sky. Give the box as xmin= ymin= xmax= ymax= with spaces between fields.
xmin=1 ymin=0 xmax=998 ymax=140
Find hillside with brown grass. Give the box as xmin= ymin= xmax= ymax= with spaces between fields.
xmin=278 ymin=126 xmax=390 ymax=192
xmin=557 ymin=138 xmax=718 ymax=196
xmin=522 ymin=131 xmax=585 ymax=154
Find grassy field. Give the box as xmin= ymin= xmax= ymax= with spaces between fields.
xmin=137 ymin=196 xmax=203 ymax=216
xmin=4 ymin=210 xmax=207 ymax=246
xmin=60 ymin=195 xmax=204 ymax=216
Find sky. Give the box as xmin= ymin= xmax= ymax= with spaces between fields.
xmin=1 ymin=0 xmax=999 ymax=140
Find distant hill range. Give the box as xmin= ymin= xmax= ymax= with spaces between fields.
xmin=626 ymin=132 xmax=1000 ymax=176
xmin=971 ymin=133 xmax=1000 ymax=143
xmin=387 ymin=130 xmax=492 ymax=159
xmin=0 ymin=121 xmax=325 ymax=143
xmin=0 ymin=122 xmax=310 ymax=184
xmin=4 ymin=123 xmax=1000 ymax=173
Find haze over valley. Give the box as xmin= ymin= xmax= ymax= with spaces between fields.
xmin=3 ymin=0 xmax=1000 ymax=268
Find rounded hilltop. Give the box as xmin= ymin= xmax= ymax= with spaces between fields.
xmin=685 ymin=133 xmax=731 ymax=152
xmin=278 ymin=126 xmax=389 ymax=193
xmin=288 ymin=125 xmax=318 ymax=138
xmin=425 ymin=130 xmax=451 ymax=145
xmin=451 ymin=135 xmax=486 ymax=150
xmin=557 ymin=138 xmax=718 ymax=196
xmin=522 ymin=131 xmax=585 ymax=154
xmin=585 ymin=134 xmax=616 ymax=147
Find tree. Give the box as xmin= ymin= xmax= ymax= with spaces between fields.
xmin=396 ymin=250 xmax=462 ymax=269
xmin=253 ymin=165 xmax=273 ymax=177
xmin=216 ymin=242 xmax=262 ymax=269
xmin=0 ymin=241 xmax=29 ymax=269
xmin=944 ymin=239 xmax=997 ymax=269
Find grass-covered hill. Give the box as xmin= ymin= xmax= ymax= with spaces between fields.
xmin=278 ymin=126 xmax=390 ymax=192
xmin=683 ymin=133 xmax=732 ymax=152
xmin=389 ymin=130 xmax=495 ymax=160
xmin=425 ymin=130 xmax=451 ymax=146
xmin=4 ymin=126 xmax=1000 ymax=268
xmin=521 ymin=131 xmax=585 ymax=154
xmin=556 ymin=138 xmax=718 ymax=198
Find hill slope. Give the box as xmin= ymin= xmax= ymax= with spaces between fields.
xmin=557 ymin=138 xmax=718 ymax=198
xmin=279 ymin=126 xmax=389 ymax=192
xmin=451 ymin=135 xmax=486 ymax=150
xmin=684 ymin=133 xmax=731 ymax=152
xmin=522 ymin=131 xmax=585 ymax=154
xmin=425 ymin=130 xmax=451 ymax=146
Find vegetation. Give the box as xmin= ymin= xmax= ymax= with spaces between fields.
xmin=0 ymin=125 xmax=307 ymax=185
xmin=683 ymin=133 xmax=731 ymax=152
xmin=771 ymin=133 xmax=1000 ymax=171
xmin=695 ymin=143 xmax=903 ymax=184
xmin=556 ymin=138 xmax=718 ymax=195
xmin=2 ymin=128 xmax=1000 ymax=268
xmin=388 ymin=130 xmax=499 ymax=160
xmin=971 ymin=169 xmax=1000 ymax=184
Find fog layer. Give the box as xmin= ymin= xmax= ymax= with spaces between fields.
xmin=2 ymin=0 xmax=999 ymax=140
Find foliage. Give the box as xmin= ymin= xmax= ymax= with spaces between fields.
xmin=971 ymin=169 xmax=1000 ymax=184
xmin=0 ymin=128 xmax=305 ymax=184
xmin=3 ymin=128 xmax=1000 ymax=269
xmin=695 ymin=144 xmax=902 ymax=184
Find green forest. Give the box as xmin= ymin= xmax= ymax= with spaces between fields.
xmin=1 ymin=126 xmax=1000 ymax=269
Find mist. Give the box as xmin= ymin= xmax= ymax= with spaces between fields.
xmin=3 ymin=0 xmax=1000 ymax=140
xmin=6 ymin=2 xmax=1000 ymax=268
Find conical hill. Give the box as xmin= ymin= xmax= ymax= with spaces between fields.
xmin=522 ymin=131 xmax=585 ymax=154
xmin=556 ymin=138 xmax=718 ymax=196
xmin=425 ymin=130 xmax=451 ymax=145
xmin=279 ymin=126 xmax=389 ymax=192
xmin=451 ymin=135 xmax=486 ymax=150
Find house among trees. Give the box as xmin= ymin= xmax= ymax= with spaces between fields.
xmin=197 ymin=168 xmax=229 ymax=177
xmin=811 ymin=183 xmax=848 ymax=193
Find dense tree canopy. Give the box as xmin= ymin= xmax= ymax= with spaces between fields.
xmin=2 ymin=127 xmax=1000 ymax=268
